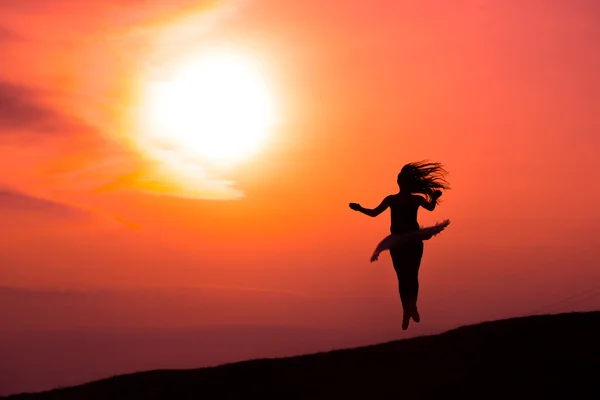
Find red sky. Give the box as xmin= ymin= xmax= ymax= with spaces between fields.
xmin=1 ymin=0 xmax=599 ymax=395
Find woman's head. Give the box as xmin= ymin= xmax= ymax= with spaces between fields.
xmin=397 ymin=161 xmax=450 ymax=203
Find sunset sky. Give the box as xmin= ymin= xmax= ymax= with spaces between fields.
xmin=1 ymin=0 xmax=599 ymax=395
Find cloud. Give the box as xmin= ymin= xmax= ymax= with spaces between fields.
xmin=91 ymin=160 xmax=245 ymax=200
xmin=0 ymin=81 xmax=92 ymax=136
xmin=0 ymin=81 xmax=140 ymax=199
xmin=0 ymin=188 xmax=140 ymax=230
xmin=0 ymin=188 xmax=89 ymax=217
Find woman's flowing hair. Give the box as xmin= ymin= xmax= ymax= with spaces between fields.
xmin=399 ymin=160 xmax=450 ymax=204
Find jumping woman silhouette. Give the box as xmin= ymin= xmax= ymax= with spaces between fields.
xmin=349 ymin=161 xmax=450 ymax=330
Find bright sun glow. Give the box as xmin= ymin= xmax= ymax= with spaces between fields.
xmin=138 ymin=49 xmax=276 ymax=168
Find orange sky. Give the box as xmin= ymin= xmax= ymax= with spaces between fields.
xmin=1 ymin=0 xmax=599 ymax=394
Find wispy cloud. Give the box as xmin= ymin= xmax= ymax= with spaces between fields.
xmin=0 ymin=81 xmax=93 ymax=137
xmin=0 ymin=188 xmax=88 ymax=217
xmin=0 ymin=187 xmax=139 ymax=230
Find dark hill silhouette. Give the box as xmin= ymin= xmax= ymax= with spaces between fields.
xmin=5 ymin=312 xmax=600 ymax=400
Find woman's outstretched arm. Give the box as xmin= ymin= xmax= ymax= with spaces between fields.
xmin=349 ymin=196 xmax=390 ymax=217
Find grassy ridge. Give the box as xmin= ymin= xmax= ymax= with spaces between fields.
xmin=6 ymin=311 xmax=600 ymax=399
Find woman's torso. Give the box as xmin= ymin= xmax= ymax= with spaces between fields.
xmin=389 ymin=193 xmax=420 ymax=234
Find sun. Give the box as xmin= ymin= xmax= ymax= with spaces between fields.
xmin=137 ymin=49 xmax=276 ymax=168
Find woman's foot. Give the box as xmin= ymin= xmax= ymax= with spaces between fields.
xmin=412 ymin=306 xmax=420 ymax=323
xmin=402 ymin=313 xmax=410 ymax=330
xmin=408 ymin=300 xmax=420 ymax=323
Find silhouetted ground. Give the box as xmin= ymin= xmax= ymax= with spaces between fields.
xmin=6 ymin=312 xmax=600 ymax=399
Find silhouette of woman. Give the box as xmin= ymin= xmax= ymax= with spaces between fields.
xmin=349 ymin=161 xmax=450 ymax=330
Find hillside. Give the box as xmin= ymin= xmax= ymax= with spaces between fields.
xmin=6 ymin=311 xmax=600 ymax=400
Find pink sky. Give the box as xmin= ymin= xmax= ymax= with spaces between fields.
xmin=1 ymin=0 xmax=599 ymax=395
